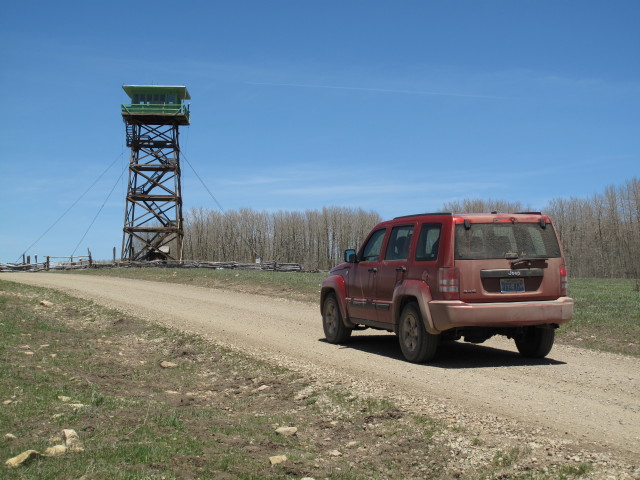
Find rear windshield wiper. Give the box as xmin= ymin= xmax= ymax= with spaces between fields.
xmin=511 ymin=256 xmax=548 ymax=267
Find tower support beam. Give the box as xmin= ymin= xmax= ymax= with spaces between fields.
xmin=121 ymin=121 xmax=184 ymax=261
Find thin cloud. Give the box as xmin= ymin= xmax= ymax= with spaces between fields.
xmin=245 ymin=81 xmax=508 ymax=100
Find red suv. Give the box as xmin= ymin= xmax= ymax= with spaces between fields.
xmin=320 ymin=212 xmax=573 ymax=362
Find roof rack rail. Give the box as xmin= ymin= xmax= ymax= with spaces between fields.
xmin=393 ymin=212 xmax=452 ymax=219
xmin=514 ymin=211 xmax=543 ymax=215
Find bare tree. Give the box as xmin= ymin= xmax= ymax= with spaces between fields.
xmin=183 ymin=206 xmax=380 ymax=270
xmin=442 ymin=198 xmax=533 ymax=214
xmin=184 ymin=177 xmax=638 ymax=279
xmin=545 ymin=177 xmax=639 ymax=280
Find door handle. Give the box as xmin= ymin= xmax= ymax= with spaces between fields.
xmin=368 ymin=267 xmax=377 ymax=273
xmin=396 ymin=266 xmax=406 ymax=272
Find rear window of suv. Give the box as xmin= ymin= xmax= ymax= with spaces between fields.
xmin=454 ymin=223 xmax=562 ymax=260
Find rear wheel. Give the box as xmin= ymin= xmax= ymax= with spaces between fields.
xmin=515 ymin=326 xmax=555 ymax=358
xmin=398 ymin=302 xmax=439 ymax=363
xmin=322 ymin=293 xmax=352 ymax=343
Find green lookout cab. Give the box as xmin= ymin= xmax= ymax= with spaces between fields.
xmin=121 ymin=85 xmax=191 ymax=125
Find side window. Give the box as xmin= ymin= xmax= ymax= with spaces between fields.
xmin=415 ymin=223 xmax=442 ymax=261
xmin=360 ymin=229 xmax=386 ymax=262
xmin=385 ymin=225 xmax=414 ymax=261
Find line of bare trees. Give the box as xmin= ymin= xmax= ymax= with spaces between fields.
xmin=545 ymin=177 xmax=639 ymax=279
xmin=183 ymin=207 xmax=381 ymax=271
xmin=184 ymin=177 xmax=638 ymax=279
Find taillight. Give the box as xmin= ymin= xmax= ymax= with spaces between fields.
xmin=560 ymin=266 xmax=568 ymax=296
xmin=438 ymin=267 xmax=460 ymax=300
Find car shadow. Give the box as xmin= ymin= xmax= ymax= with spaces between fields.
xmin=320 ymin=334 xmax=566 ymax=369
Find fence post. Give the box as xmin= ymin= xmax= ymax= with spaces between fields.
xmin=88 ymin=248 xmax=93 ymax=268
xmin=46 ymin=256 xmax=50 ymax=271
xmin=22 ymin=254 xmax=26 ymax=265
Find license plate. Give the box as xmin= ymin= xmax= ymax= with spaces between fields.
xmin=500 ymin=278 xmax=525 ymax=293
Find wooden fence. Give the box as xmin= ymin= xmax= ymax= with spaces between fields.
xmin=1 ymin=258 xmax=302 ymax=273
xmin=1 ymin=255 xmax=91 ymax=272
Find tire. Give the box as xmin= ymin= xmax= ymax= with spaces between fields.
xmin=322 ymin=293 xmax=352 ymax=344
xmin=515 ymin=326 xmax=555 ymax=358
xmin=398 ymin=302 xmax=439 ymax=363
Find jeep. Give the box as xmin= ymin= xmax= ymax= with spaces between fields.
xmin=320 ymin=212 xmax=573 ymax=362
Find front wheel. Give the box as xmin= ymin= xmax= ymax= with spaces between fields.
xmin=515 ymin=326 xmax=555 ymax=358
xmin=322 ymin=293 xmax=352 ymax=344
xmin=398 ymin=302 xmax=439 ymax=363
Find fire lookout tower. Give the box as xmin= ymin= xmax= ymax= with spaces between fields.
xmin=120 ymin=85 xmax=191 ymax=261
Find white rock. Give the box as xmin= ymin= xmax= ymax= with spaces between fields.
xmin=45 ymin=445 xmax=67 ymax=456
xmin=275 ymin=426 xmax=298 ymax=436
xmin=160 ymin=361 xmax=178 ymax=368
xmin=5 ymin=450 xmax=42 ymax=467
xmin=63 ymin=429 xmax=84 ymax=452
xmin=269 ymin=455 xmax=287 ymax=465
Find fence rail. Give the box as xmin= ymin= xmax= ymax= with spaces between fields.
xmin=0 ymin=262 xmax=49 ymax=272
xmin=1 ymin=259 xmax=303 ymax=273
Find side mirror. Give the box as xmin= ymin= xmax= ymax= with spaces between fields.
xmin=344 ymin=249 xmax=357 ymax=263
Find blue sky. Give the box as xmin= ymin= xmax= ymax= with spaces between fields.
xmin=1 ymin=1 xmax=638 ymax=261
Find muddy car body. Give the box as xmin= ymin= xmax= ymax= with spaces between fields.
xmin=321 ymin=212 xmax=573 ymax=362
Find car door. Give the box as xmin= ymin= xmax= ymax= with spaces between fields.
xmin=346 ymin=228 xmax=386 ymax=322
xmin=375 ymin=224 xmax=415 ymax=323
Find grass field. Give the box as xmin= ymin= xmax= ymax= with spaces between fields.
xmin=64 ymin=268 xmax=640 ymax=357
xmin=561 ymin=278 xmax=639 ymax=356
xmin=0 ymin=279 xmax=597 ymax=479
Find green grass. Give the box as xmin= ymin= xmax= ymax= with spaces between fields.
xmin=492 ymin=447 xmax=525 ymax=468
xmin=560 ymin=278 xmax=640 ymax=356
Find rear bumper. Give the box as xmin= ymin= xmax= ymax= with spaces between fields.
xmin=428 ymin=297 xmax=573 ymax=333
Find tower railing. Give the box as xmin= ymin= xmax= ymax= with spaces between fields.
xmin=121 ymin=103 xmax=190 ymax=118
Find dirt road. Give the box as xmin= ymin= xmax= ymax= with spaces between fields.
xmin=4 ymin=272 xmax=639 ymax=462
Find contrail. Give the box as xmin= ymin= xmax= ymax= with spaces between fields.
xmin=245 ymin=81 xmax=507 ymax=99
